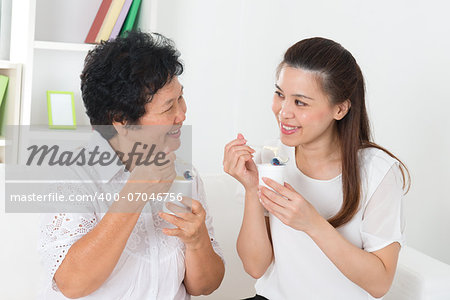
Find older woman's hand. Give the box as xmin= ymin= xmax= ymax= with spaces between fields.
xmin=115 ymin=152 xmax=177 ymax=212
xmin=159 ymin=198 xmax=210 ymax=249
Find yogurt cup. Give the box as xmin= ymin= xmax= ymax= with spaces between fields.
xmin=162 ymin=178 xmax=193 ymax=216
xmin=257 ymin=163 xmax=286 ymax=190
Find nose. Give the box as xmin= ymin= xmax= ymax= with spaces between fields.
xmin=175 ymin=98 xmax=187 ymax=124
xmin=280 ymin=99 xmax=295 ymax=119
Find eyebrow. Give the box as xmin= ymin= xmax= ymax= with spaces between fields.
xmin=164 ymin=85 xmax=184 ymax=106
xmin=275 ymin=84 xmax=314 ymax=100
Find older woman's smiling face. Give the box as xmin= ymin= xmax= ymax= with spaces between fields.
xmin=121 ymin=76 xmax=187 ymax=153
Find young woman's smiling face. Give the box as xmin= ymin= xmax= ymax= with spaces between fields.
xmin=272 ymin=66 xmax=348 ymax=148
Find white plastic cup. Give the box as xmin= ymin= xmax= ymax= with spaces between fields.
xmin=162 ymin=178 xmax=193 ymax=216
xmin=257 ymin=163 xmax=286 ymax=190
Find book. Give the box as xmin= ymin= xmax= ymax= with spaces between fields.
xmin=120 ymin=0 xmax=142 ymax=37
xmin=85 ymin=0 xmax=113 ymax=44
xmin=0 ymin=75 xmax=8 ymax=108
xmin=95 ymin=0 xmax=126 ymax=43
xmin=109 ymin=0 xmax=133 ymax=40
xmin=0 ymin=74 xmax=9 ymax=136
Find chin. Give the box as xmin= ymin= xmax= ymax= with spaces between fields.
xmin=165 ymin=138 xmax=181 ymax=153
xmin=280 ymin=134 xmax=302 ymax=148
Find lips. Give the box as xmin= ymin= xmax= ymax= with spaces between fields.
xmin=280 ymin=122 xmax=300 ymax=135
xmin=167 ymin=126 xmax=182 ymax=138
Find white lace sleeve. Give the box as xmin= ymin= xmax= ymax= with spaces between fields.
xmin=39 ymin=183 xmax=99 ymax=291
xmin=194 ymin=171 xmax=226 ymax=265
xmin=360 ymin=164 xmax=406 ymax=252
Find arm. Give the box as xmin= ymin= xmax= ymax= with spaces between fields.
xmin=236 ymin=188 xmax=273 ymax=278
xmin=223 ymin=134 xmax=273 ymax=278
xmin=308 ymin=219 xmax=400 ymax=298
xmin=160 ymin=199 xmax=224 ymax=296
xmin=54 ymin=154 xmax=177 ymax=298
xmin=54 ymin=206 xmax=143 ymax=298
xmin=183 ymin=223 xmax=225 ymax=295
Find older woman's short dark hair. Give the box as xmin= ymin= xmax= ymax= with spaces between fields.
xmin=80 ymin=31 xmax=183 ymax=137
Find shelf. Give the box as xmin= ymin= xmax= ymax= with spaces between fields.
xmin=27 ymin=126 xmax=94 ymax=141
xmin=34 ymin=41 xmax=96 ymax=52
xmin=0 ymin=138 xmax=13 ymax=147
xmin=0 ymin=60 xmax=20 ymax=69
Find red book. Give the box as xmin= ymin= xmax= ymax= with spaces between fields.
xmin=85 ymin=0 xmax=113 ymax=44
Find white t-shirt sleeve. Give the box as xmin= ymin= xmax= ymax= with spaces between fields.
xmin=360 ymin=164 xmax=406 ymax=252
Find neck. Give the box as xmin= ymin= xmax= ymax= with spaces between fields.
xmin=295 ymin=126 xmax=341 ymax=167
xmin=108 ymin=135 xmax=140 ymax=172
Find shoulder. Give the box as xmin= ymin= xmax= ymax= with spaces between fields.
xmin=359 ymin=147 xmax=399 ymax=169
xmin=358 ymin=147 xmax=402 ymax=201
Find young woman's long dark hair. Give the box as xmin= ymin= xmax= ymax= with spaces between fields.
xmin=278 ymin=37 xmax=410 ymax=228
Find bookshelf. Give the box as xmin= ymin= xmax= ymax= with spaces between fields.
xmin=34 ymin=41 xmax=95 ymax=52
xmin=9 ymin=0 xmax=158 ymax=164
xmin=0 ymin=60 xmax=22 ymax=163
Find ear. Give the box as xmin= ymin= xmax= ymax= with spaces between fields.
xmin=112 ymin=120 xmax=128 ymax=137
xmin=334 ymin=99 xmax=351 ymax=121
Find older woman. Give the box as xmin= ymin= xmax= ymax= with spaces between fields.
xmin=39 ymin=31 xmax=224 ymax=299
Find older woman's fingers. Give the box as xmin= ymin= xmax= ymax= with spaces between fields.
xmin=180 ymin=196 xmax=194 ymax=211
xmin=165 ymin=202 xmax=191 ymax=215
xmin=159 ymin=212 xmax=186 ymax=229
xmin=162 ymin=227 xmax=183 ymax=237
xmin=190 ymin=199 xmax=206 ymax=217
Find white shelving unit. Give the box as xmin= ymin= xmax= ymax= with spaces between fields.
xmin=0 ymin=60 xmax=22 ymax=163
xmin=34 ymin=41 xmax=96 ymax=52
xmin=8 ymin=0 xmax=158 ymax=163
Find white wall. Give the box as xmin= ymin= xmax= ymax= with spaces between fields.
xmin=143 ymin=0 xmax=450 ymax=265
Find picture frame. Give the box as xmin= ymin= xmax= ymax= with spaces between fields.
xmin=47 ymin=91 xmax=77 ymax=129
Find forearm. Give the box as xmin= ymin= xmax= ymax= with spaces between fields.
xmin=184 ymin=231 xmax=225 ymax=296
xmin=308 ymin=218 xmax=396 ymax=298
xmin=237 ymin=188 xmax=273 ymax=278
xmin=54 ymin=199 xmax=145 ymax=298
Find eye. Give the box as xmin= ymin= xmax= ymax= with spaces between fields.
xmin=295 ymin=99 xmax=306 ymax=106
xmin=275 ymin=91 xmax=284 ymax=98
xmin=163 ymin=106 xmax=173 ymax=113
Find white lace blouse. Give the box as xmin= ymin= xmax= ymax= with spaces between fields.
xmin=38 ymin=131 xmax=224 ymax=300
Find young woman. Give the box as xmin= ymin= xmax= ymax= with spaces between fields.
xmin=223 ymin=37 xmax=409 ymax=299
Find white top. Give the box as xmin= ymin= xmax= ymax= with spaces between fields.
xmin=38 ymin=131 xmax=224 ymax=300
xmin=245 ymin=139 xmax=406 ymax=300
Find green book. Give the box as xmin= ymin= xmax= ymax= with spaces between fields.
xmin=0 ymin=75 xmax=9 ymax=136
xmin=0 ymin=75 xmax=8 ymax=108
xmin=119 ymin=0 xmax=142 ymax=37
